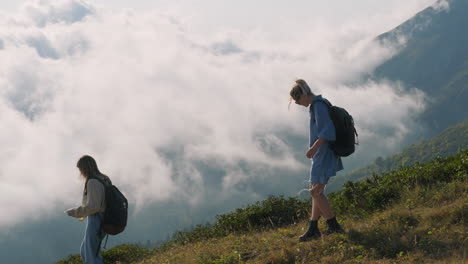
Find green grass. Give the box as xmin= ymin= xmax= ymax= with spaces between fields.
xmin=56 ymin=244 xmax=151 ymax=264
xmin=57 ymin=149 xmax=468 ymax=264
xmin=328 ymin=119 xmax=468 ymax=193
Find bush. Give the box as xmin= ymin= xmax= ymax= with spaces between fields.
xmin=214 ymin=195 xmax=309 ymax=233
xmin=55 ymin=244 xmax=150 ymax=264
xmin=330 ymin=149 xmax=468 ymax=217
xmin=102 ymin=244 xmax=151 ymax=263
xmin=55 ymin=255 xmax=81 ymax=264
xmin=170 ymin=196 xmax=309 ymax=245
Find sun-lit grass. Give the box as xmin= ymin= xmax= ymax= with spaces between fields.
xmin=57 ymin=149 xmax=468 ymax=264
xmin=138 ymin=183 xmax=467 ymax=264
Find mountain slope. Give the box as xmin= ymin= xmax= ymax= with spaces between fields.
xmin=374 ymin=0 xmax=468 ymax=132
xmin=328 ymin=119 xmax=468 ymax=192
xmin=57 ymin=149 xmax=468 ymax=263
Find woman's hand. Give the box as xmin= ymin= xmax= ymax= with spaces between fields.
xmin=65 ymin=208 xmax=75 ymax=217
xmin=307 ymin=138 xmax=327 ymax=159
xmin=306 ymin=147 xmax=316 ymax=159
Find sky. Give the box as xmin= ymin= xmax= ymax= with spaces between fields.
xmin=0 ymin=0 xmax=442 ymax=231
xmin=1 ymin=0 xmax=439 ymax=31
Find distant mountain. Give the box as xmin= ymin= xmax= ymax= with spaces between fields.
xmin=328 ymin=119 xmax=468 ymax=192
xmin=374 ymin=0 xmax=468 ymax=133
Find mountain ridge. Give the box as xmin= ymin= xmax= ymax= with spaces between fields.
xmin=374 ymin=0 xmax=468 ymax=132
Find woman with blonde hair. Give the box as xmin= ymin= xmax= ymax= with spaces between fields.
xmin=66 ymin=155 xmax=111 ymax=264
xmin=289 ymin=79 xmax=344 ymax=242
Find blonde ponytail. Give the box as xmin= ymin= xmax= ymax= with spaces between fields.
xmin=288 ymin=79 xmax=314 ymax=109
xmin=295 ymin=79 xmax=313 ymax=96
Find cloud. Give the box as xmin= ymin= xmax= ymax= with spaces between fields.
xmin=0 ymin=0 xmax=431 ymax=229
xmin=328 ymin=81 xmax=426 ymax=149
xmin=20 ymin=0 xmax=94 ymax=27
xmin=432 ymin=0 xmax=450 ymax=12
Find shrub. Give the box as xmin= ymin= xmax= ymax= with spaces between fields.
xmin=102 ymin=244 xmax=151 ymax=263
xmin=55 ymin=255 xmax=81 ymax=264
xmin=55 ymin=244 xmax=150 ymax=264
xmin=170 ymin=196 xmax=309 ymax=245
xmin=330 ymin=149 xmax=468 ymax=217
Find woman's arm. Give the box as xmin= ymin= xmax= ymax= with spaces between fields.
xmin=306 ymin=137 xmax=327 ymax=159
xmin=66 ymin=180 xmax=105 ymax=218
xmin=307 ymin=100 xmax=335 ymax=158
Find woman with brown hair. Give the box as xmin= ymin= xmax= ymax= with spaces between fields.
xmin=289 ymin=79 xmax=344 ymax=242
xmin=65 ymin=155 xmax=111 ymax=264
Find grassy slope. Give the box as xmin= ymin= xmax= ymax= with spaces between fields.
xmin=138 ymin=150 xmax=467 ymax=264
xmin=57 ymin=149 xmax=468 ymax=264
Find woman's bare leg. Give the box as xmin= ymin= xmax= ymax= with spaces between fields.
xmin=310 ymin=183 xmax=322 ymax=220
xmin=310 ymin=182 xmax=334 ymax=220
xmin=310 ymin=197 xmax=322 ymax=220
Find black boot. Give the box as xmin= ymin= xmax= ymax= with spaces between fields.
xmin=324 ymin=217 xmax=345 ymax=235
xmin=299 ymin=220 xmax=321 ymax=242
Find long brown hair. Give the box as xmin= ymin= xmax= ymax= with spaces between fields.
xmin=77 ymin=155 xmax=106 ymax=179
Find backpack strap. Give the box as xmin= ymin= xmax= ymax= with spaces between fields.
xmin=310 ymin=97 xmax=332 ymax=110
xmin=309 ymin=97 xmax=333 ymax=123
xmin=83 ymin=178 xmax=89 ymax=195
xmin=84 ymin=176 xmax=109 ymax=195
xmin=89 ymin=176 xmax=110 ymax=187
xmin=95 ymin=231 xmax=109 ymax=257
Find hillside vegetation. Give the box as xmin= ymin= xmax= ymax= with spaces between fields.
xmin=57 ymin=148 xmax=468 ymax=264
xmin=328 ymin=119 xmax=468 ymax=192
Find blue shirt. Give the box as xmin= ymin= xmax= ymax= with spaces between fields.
xmin=309 ymin=95 xmax=344 ymax=182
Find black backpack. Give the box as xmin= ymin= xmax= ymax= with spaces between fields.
xmin=86 ymin=176 xmax=128 ymax=235
xmin=311 ymin=98 xmax=358 ymax=157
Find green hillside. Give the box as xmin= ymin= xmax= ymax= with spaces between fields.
xmin=57 ymin=149 xmax=468 ymax=263
xmin=328 ymin=119 xmax=468 ymax=192
xmin=374 ymin=0 xmax=468 ymax=132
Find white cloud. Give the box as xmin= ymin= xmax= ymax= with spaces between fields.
xmin=0 ymin=0 xmax=430 ymax=228
xmin=432 ymin=0 xmax=450 ymax=12
xmin=20 ymin=0 xmax=94 ymax=27
xmin=329 ymin=81 xmax=426 ymax=148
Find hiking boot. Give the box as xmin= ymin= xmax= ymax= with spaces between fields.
xmin=324 ymin=217 xmax=345 ymax=235
xmin=299 ymin=220 xmax=321 ymax=242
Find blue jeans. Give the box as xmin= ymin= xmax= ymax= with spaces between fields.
xmin=80 ymin=214 xmax=104 ymax=264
